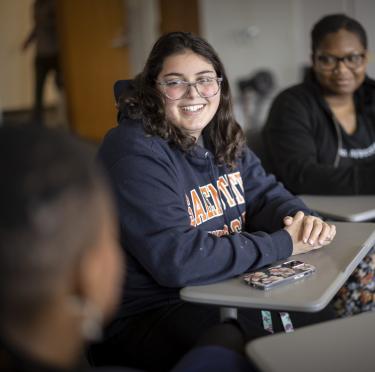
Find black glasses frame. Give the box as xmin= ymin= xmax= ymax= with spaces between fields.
xmin=315 ymin=52 xmax=366 ymax=71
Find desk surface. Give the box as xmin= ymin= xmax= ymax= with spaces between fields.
xmin=246 ymin=311 xmax=375 ymax=372
xmin=180 ymin=222 xmax=375 ymax=312
xmin=300 ymin=195 xmax=375 ymax=222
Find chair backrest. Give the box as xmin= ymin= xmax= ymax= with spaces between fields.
xmin=113 ymin=80 xmax=134 ymax=104
xmin=113 ymin=80 xmax=136 ymax=121
xmin=246 ymin=128 xmax=271 ymax=172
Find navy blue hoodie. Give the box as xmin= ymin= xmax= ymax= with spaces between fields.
xmin=98 ymin=114 xmax=312 ymax=316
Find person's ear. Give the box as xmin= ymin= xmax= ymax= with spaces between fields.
xmin=68 ymin=246 xmax=105 ymax=342
xmin=73 ymin=227 xmax=124 ymax=324
xmin=74 ymin=246 xmax=104 ymax=310
xmin=72 ymin=192 xmax=124 ymax=324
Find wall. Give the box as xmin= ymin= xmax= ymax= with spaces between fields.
xmin=2 ymin=0 xmax=374 ymax=116
xmin=200 ymin=0 xmax=299 ymax=93
xmin=126 ymin=0 xmax=200 ymax=76
xmin=199 ymin=0 xmax=375 ymax=97
xmin=126 ymin=0 xmax=160 ymax=75
xmin=198 ymin=0 xmax=375 ymax=128
xmin=354 ymin=0 xmax=375 ymax=76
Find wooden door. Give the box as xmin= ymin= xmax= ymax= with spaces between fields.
xmin=57 ymin=0 xmax=130 ymax=142
xmin=159 ymin=0 xmax=200 ymax=35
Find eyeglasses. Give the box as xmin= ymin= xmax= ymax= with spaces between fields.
xmin=157 ymin=77 xmax=223 ymax=100
xmin=315 ymin=53 xmax=366 ymax=71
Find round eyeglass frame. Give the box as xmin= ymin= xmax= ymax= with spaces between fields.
xmin=157 ymin=77 xmax=223 ymax=100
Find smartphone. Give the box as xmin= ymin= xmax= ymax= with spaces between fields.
xmin=243 ymin=260 xmax=316 ymax=290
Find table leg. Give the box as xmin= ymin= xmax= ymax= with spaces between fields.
xmin=220 ymin=307 xmax=238 ymax=321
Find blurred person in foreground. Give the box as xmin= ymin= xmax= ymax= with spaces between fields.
xmin=0 ymin=125 xmax=123 ymax=371
xmin=0 ymin=124 xmax=257 ymax=372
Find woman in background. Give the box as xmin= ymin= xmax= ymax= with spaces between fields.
xmin=264 ymin=14 xmax=375 ymax=316
xmin=264 ymin=14 xmax=375 ymax=195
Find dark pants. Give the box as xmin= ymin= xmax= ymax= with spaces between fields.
xmin=88 ymin=302 xmax=334 ymax=372
xmin=33 ymin=55 xmax=63 ymax=124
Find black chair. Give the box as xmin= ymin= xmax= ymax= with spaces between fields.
xmin=113 ymin=79 xmax=134 ymax=104
xmin=113 ymin=80 xmax=135 ymax=121
xmin=246 ymin=128 xmax=272 ymax=172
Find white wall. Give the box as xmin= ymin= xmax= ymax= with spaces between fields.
xmin=198 ymin=0 xmax=375 ymax=128
xmin=126 ymin=0 xmax=160 ymax=75
xmin=354 ymin=0 xmax=375 ymax=78
xmin=199 ymin=0 xmax=375 ymax=97
xmin=0 ymin=0 xmax=58 ymax=112
xmin=200 ymin=0 xmax=298 ymax=93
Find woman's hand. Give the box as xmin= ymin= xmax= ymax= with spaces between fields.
xmin=283 ymin=211 xmax=336 ymax=255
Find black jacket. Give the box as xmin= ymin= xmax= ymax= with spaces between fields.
xmin=263 ymin=70 xmax=375 ymax=195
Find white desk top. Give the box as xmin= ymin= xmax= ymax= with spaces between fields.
xmin=180 ymin=222 xmax=375 ymax=312
xmin=300 ymin=195 xmax=375 ymax=222
xmin=246 ymin=311 xmax=375 ymax=372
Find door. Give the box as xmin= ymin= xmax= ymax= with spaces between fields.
xmin=57 ymin=0 xmax=130 ymax=141
xmin=159 ymin=0 xmax=200 ymax=35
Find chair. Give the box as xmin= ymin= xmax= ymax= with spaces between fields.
xmin=113 ymin=80 xmax=135 ymax=121
xmin=113 ymin=79 xmax=134 ymax=104
xmin=246 ymin=128 xmax=271 ymax=172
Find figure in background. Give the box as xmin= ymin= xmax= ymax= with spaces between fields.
xmin=263 ymin=14 xmax=375 ymax=316
xmin=22 ymin=0 xmax=64 ymax=126
xmin=90 ymin=31 xmax=336 ymax=371
xmin=0 ymin=125 xmax=124 ymax=371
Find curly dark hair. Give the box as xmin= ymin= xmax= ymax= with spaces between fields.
xmin=120 ymin=31 xmax=246 ymax=167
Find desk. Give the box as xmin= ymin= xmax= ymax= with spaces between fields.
xmin=300 ymin=195 xmax=375 ymax=222
xmin=246 ymin=311 xmax=375 ymax=372
xmin=180 ymin=222 xmax=375 ymax=319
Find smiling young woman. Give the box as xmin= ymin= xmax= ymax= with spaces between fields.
xmin=92 ymin=31 xmax=336 ymax=371
xmin=156 ymin=50 xmax=221 ymax=139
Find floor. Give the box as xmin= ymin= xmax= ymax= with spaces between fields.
xmin=1 ymin=106 xmax=70 ymax=131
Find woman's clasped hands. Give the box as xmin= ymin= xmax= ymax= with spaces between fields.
xmin=283 ymin=211 xmax=336 ymax=255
